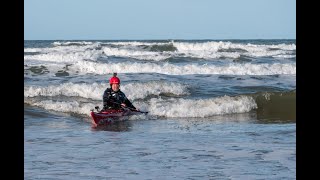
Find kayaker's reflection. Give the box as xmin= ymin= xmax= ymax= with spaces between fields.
xmin=92 ymin=120 xmax=132 ymax=132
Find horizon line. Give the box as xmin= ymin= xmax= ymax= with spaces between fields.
xmin=24 ymin=38 xmax=296 ymax=41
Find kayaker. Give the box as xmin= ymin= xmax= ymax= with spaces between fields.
xmin=102 ymin=73 xmax=139 ymax=111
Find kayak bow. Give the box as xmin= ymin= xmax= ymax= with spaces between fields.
xmin=90 ymin=109 xmax=133 ymax=127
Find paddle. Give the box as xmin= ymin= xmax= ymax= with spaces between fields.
xmin=111 ymin=101 xmax=149 ymax=114
xmin=95 ymin=101 xmax=148 ymax=114
xmin=122 ymin=106 xmax=149 ymax=114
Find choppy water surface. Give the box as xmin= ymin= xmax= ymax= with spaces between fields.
xmin=24 ymin=40 xmax=296 ymax=179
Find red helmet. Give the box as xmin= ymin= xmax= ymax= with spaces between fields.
xmin=109 ymin=73 xmax=120 ymax=84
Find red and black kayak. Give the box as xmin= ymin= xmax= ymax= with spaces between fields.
xmin=90 ymin=108 xmax=148 ymax=127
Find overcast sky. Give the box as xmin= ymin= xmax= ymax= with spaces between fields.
xmin=24 ymin=0 xmax=296 ymax=40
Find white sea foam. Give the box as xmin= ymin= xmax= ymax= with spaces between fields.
xmin=25 ymin=43 xmax=101 ymax=54
xmin=104 ymin=41 xmax=296 ymax=52
xmin=53 ymin=41 xmax=94 ymax=46
xmin=72 ymin=61 xmax=296 ymax=75
xmin=25 ymin=98 xmax=139 ymax=116
xmin=25 ymin=41 xmax=295 ymax=62
xmin=179 ymin=50 xmax=241 ymax=59
xmin=24 ymin=58 xmax=296 ymax=76
xmin=24 ymin=48 xmax=43 ymax=53
xmin=24 ymin=82 xmax=105 ymax=100
xmin=174 ymin=41 xmax=230 ymax=52
xmin=148 ymin=96 xmax=257 ymax=117
xmin=103 ymin=41 xmax=170 ymax=46
xmin=102 ymin=47 xmax=171 ymax=61
xmin=24 ymin=41 xmax=296 ymax=77
xmin=24 ymin=49 xmax=103 ymax=63
xmin=25 ymin=95 xmax=257 ymax=117
xmin=273 ymin=54 xmax=296 ymax=59
xmin=100 ymin=41 xmax=295 ymax=60
xmin=101 ymin=45 xmax=293 ymax=60
xmin=122 ymin=81 xmax=189 ymax=99
xmin=28 ymin=100 xmax=96 ymax=115
xmin=24 ymin=81 xmax=189 ymax=100
xmin=173 ymin=41 xmax=295 ymax=59
xmin=106 ymin=41 xmax=295 ymax=51
xmin=245 ymin=50 xmax=291 ymax=58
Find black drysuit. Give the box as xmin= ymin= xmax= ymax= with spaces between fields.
xmin=103 ymin=88 xmax=136 ymax=110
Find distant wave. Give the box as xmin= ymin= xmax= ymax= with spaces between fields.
xmin=24 ymin=49 xmax=103 ymax=63
xmin=24 ymin=41 xmax=296 ymax=62
xmin=72 ymin=61 xmax=296 ymax=75
xmin=24 ymin=60 xmax=296 ymax=76
xmin=53 ymin=41 xmax=94 ymax=46
xmin=102 ymin=47 xmax=171 ymax=61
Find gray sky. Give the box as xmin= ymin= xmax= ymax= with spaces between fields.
xmin=24 ymin=0 xmax=296 ymax=40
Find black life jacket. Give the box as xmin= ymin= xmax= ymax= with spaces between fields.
xmin=103 ymin=88 xmax=134 ymax=109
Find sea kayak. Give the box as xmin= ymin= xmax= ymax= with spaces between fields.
xmin=90 ymin=109 xmax=134 ymax=127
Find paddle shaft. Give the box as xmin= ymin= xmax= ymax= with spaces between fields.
xmin=108 ymin=101 xmax=148 ymax=114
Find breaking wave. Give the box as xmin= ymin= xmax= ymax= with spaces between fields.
xmin=24 ymin=81 xmax=190 ymax=101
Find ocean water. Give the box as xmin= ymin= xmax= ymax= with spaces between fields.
xmin=24 ymin=40 xmax=296 ymax=179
